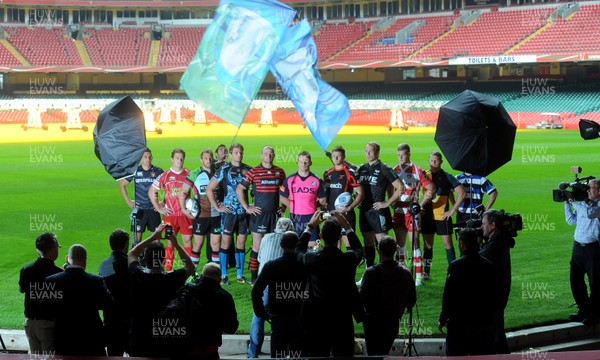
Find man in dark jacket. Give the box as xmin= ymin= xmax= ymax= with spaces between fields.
xmin=480 ymin=209 xmax=514 ymax=354
xmin=439 ymin=228 xmax=501 ymax=356
xmin=98 ymin=229 xmax=130 ymax=356
xmin=128 ymin=223 xmax=194 ymax=358
xmin=166 ymin=262 xmax=239 ymax=359
xmin=252 ymin=231 xmax=307 ymax=358
xmin=360 ymin=235 xmax=416 ymax=355
xmin=297 ymin=211 xmax=364 ymax=357
xmin=46 ymin=244 xmax=112 ymax=356
xmin=19 ymin=233 xmax=63 ymax=354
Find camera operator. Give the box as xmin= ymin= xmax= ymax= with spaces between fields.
xmin=564 ymin=179 xmax=600 ymax=325
xmin=480 ymin=209 xmax=514 ymax=354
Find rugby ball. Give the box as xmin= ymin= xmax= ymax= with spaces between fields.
xmin=334 ymin=192 xmax=352 ymax=209
xmin=185 ymin=198 xmax=199 ymax=218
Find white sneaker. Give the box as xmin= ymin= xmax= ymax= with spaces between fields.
xmin=356 ymin=277 xmax=363 ymax=287
xmin=415 ymin=275 xmax=424 ymax=287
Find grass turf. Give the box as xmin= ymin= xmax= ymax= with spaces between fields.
xmin=1 ymin=123 xmax=598 ymax=337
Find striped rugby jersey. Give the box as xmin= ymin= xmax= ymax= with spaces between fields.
xmin=240 ymin=164 xmax=286 ymax=213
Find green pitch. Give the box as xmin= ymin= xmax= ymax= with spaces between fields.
xmin=1 ymin=129 xmax=598 ymax=337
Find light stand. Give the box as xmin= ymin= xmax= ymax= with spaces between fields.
xmin=403 ymin=202 xmax=420 ymax=357
xmin=130 ymin=207 xmax=143 ymax=249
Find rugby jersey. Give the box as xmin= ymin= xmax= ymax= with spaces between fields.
xmin=393 ymin=162 xmax=432 ymax=213
xmin=280 ymin=172 xmax=326 ymax=215
xmin=357 ymin=160 xmax=399 ymax=209
xmin=323 ymin=165 xmax=361 ymax=211
xmin=456 ymin=173 xmax=496 ymax=215
xmin=152 ymin=168 xmax=190 ymax=216
xmin=240 ymin=164 xmax=286 ymax=213
xmin=131 ymin=165 xmax=163 ymax=210
xmin=213 ymin=162 xmax=252 ymax=215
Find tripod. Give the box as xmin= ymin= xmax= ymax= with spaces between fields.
xmin=403 ymin=204 xmax=421 ymax=357
xmin=130 ymin=207 xmax=143 ymax=248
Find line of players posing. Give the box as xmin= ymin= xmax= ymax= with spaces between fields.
xmin=123 ymin=141 xmax=498 ymax=287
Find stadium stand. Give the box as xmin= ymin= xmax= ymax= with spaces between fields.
xmin=578 ymin=112 xmax=600 ymax=122
xmin=4 ymin=27 xmax=82 ymax=66
xmin=84 ymin=27 xmax=151 ymax=66
xmin=314 ymin=21 xmax=374 ymax=61
xmin=417 ymin=8 xmax=554 ymax=59
xmin=512 ymin=4 xmax=600 ymax=55
xmin=158 ymin=26 xmax=206 ymax=66
xmin=332 ymin=14 xmax=456 ymax=62
xmin=0 ymin=41 xmax=23 ymax=67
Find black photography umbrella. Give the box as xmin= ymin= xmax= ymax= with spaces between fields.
xmin=434 ymin=90 xmax=516 ymax=176
xmin=579 ymin=119 xmax=600 ymax=140
xmin=94 ymin=96 xmax=146 ymax=180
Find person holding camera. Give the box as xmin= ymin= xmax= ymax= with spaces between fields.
xmin=439 ymin=228 xmax=500 ymax=356
xmin=119 ymin=148 xmax=163 ymax=245
xmin=128 ymin=223 xmax=194 ymax=357
xmin=480 ymin=209 xmax=514 ymax=354
xmin=564 ymin=179 xmax=600 ymax=325
xmin=296 ymin=210 xmax=364 ymax=357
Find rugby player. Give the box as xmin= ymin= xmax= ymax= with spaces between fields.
xmin=236 ymin=145 xmax=286 ymax=282
xmin=323 ymin=145 xmax=364 ymax=248
xmin=180 ymin=148 xmax=222 ymax=267
xmin=207 ymin=143 xmax=252 ymax=285
xmin=279 ymin=151 xmax=326 ymax=247
xmin=148 ymin=148 xmax=192 ymax=272
xmin=119 ymin=148 xmax=163 ymax=245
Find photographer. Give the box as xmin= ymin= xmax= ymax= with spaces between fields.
xmin=480 ymin=209 xmax=514 ymax=354
xmin=564 ymin=179 xmax=600 ymax=325
xmin=128 ymin=224 xmax=194 ymax=357
xmin=296 ymin=210 xmax=364 ymax=357
xmin=439 ymin=228 xmax=500 ymax=356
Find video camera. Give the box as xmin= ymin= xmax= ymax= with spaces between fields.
xmin=453 ymin=209 xmax=523 ymax=240
xmin=552 ymin=166 xmax=595 ymax=202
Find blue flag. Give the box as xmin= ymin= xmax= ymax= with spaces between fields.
xmin=270 ymin=20 xmax=351 ymax=151
xmin=180 ymin=0 xmax=295 ymax=127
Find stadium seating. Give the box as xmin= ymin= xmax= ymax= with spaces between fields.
xmin=0 ymin=110 xmax=27 ymax=124
xmin=84 ymin=27 xmax=151 ymax=66
xmin=331 ymin=15 xmax=455 ymax=62
xmin=0 ymin=42 xmax=23 ymax=67
xmin=4 ymin=27 xmax=82 ymax=66
xmin=158 ymin=27 xmax=206 ymax=66
xmin=577 ymin=112 xmax=600 ymax=122
xmin=270 ymin=109 xmax=302 ymax=124
xmin=314 ymin=21 xmax=373 ymax=61
xmin=512 ymin=4 xmax=600 ymax=55
xmin=418 ymin=8 xmax=554 ymax=58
